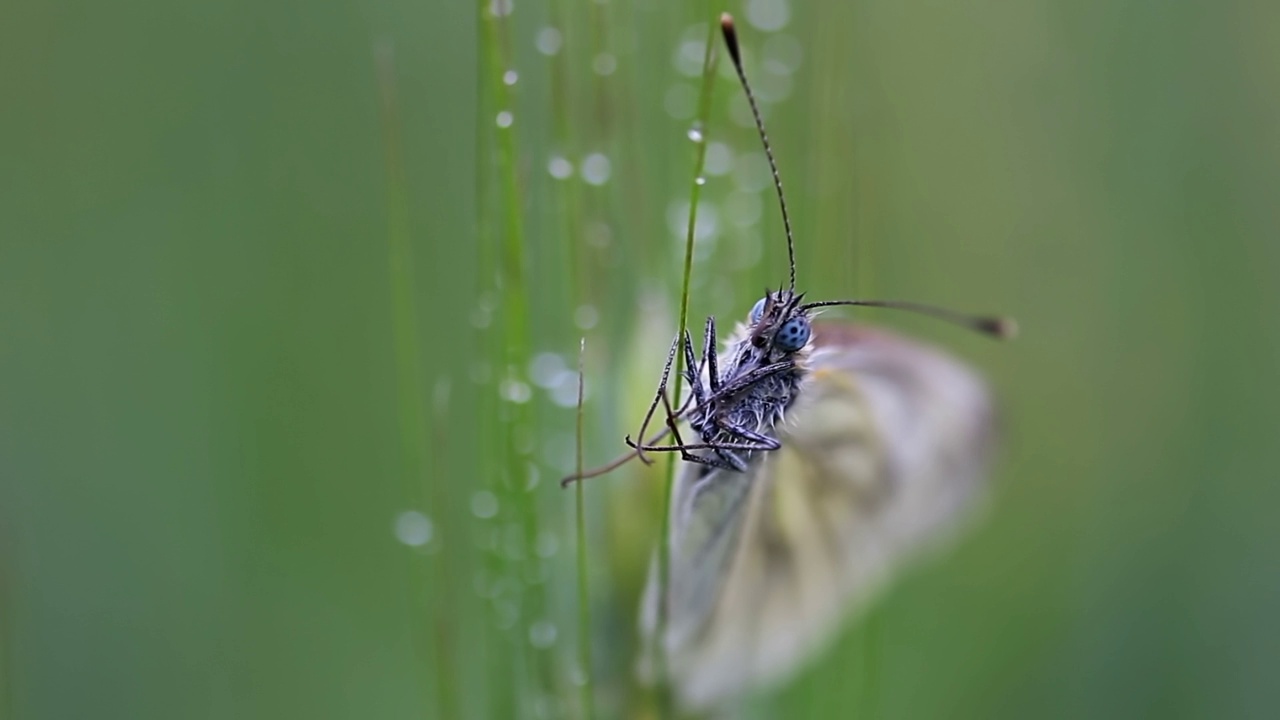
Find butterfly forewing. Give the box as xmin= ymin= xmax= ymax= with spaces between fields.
xmin=648 ymin=321 xmax=996 ymax=710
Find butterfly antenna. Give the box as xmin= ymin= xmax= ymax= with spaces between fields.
xmin=721 ymin=13 xmax=796 ymax=293
xmin=802 ymin=299 xmax=1019 ymax=340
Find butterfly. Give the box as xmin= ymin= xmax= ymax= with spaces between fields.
xmin=564 ymin=13 xmax=1015 ymax=711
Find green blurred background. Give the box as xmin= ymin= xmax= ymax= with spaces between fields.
xmin=3 ymin=0 xmax=1278 ymax=718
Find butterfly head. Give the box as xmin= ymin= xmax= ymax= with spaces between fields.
xmin=746 ymin=290 xmax=812 ymax=360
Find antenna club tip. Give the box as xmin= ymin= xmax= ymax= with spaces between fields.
xmin=720 ymin=13 xmax=741 ymax=62
xmin=988 ymin=317 xmax=1019 ymax=339
xmin=560 ymin=476 xmax=578 ymax=488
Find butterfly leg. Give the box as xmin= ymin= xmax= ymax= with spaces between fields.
xmin=679 ymin=326 xmax=737 ymax=467
xmin=681 ymin=326 xmax=710 ymax=408
xmin=685 ymin=319 xmax=745 ymax=467
xmin=707 ymin=359 xmax=795 ymax=402
xmin=661 ymin=389 xmax=744 ymax=471
xmin=702 ymin=316 xmax=721 ymax=394
xmin=630 ymin=329 xmax=697 ymax=465
xmin=714 ymin=419 xmax=782 ymax=451
xmin=624 ymin=388 xmax=742 ymax=472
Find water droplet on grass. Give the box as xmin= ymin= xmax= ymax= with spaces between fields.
xmin=536 ymin=531 xmax=559 ymax=558
xmin=547 ymin=155 xmax=573 ymax=179
xmin=536 ymin=27 xmax=562 ymax=56
xmin=580 ymin=153 xmax=611 ymax=185
xmin=592 ymin=53 xmax=616 ymax=76
xmin=471 ymin=491 xmax=499 ymax=519
xmin=529 ymin=620 xmax=558 ymax=648
xmin=746 ymin=0 xmax=790 ymax=31
xmin=704 ymin=141 xmax=734 ymax=176
xmin=529 ymin=352 xmax=567 ymax=388
xmin=393 ymin=511 xmax=434 ymax=547
xmin=500 ymin=378 xmax=532 ymax=404
xmin=574 ymin=304 xmax=599 ymax=329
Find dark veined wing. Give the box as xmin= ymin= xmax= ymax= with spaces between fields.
xmin=644 ymin=322 xmax=997 ymax=710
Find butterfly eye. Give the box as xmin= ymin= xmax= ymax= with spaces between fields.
xmin=774 ymin=317 xmax=811 ymax=352
xmin=749 ymin=297 xmax=768 ymax=324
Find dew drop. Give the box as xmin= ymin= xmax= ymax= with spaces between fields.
xmin=471 ymin=491 xmax=499 ymax=519
xmin=757 ymin=61 xmax=793 ymax=103
xmin=549 ymin=369 xmax=587 ymax=408
xmin=500 ymin=377 xmax=532 ymax=404
xmin=592 ymin=53 xmax=617 ymax=76
xmin=393 ymin=510 xmax=434 ymax=547
xmin=529 ymin=620 xmax=558 ymax=649
xmin=687 ymin=124 xmax=704 ymax=143
xmin=746 ymin=0 xmax=790 ymax=32
xmin=489 ymin=0 xmax=514 ymax=17
xmin=673 ymin=33 xmax=708 ymax=78
xmin=433 ymin=376 xmax=452 ymax=415
xmin=695 ymin=176 xmax=706 ymax=186
xmin=580 ymin=153 xmax=611 ymax=186
xmin=529 ymin=352 xmax=568 ymax=388
xmin=704 ymin=141 xmax=735 ymax=176
xmin=536 ymin=27 xmax=562 ymax=56
xmin=502 ymin=70 xmax=519 ymax=85
xmin=764 ymin=33 xmax=804 ymax=73
xmin=733 ymin=151 xmax=774 ymax=193
xmin=574 ymin=304 xmax=599 ymax=330
xmin=547 ymin=155 xmax=573 ymax=180
xmin=585 ymin=222 xmax=612 ymax=249
xmin=496 ymin=110 xmax=514 ymax=128
xmin=535 ymin=531 xmax=559 ymax=558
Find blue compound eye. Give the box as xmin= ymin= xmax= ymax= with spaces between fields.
xmin=749 ymin=296 xmax=768 ymax=323
xmin=774 ymin=317 xmax=811 ymax=352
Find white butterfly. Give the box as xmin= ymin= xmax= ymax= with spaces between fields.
xmin=564 ymin=13 xmax=1013 ymax=711
xmin=638 ymin=312 xmax=999 ymax=710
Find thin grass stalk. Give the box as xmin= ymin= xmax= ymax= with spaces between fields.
xmin=480 ymin=0 xmax=542 ymax=711
xmin=373 ymin=42 xmax=454 ymax=718
xmin=653 ymin=12 xmax=720 ymax=704
xmin=573 ymin=338 xmax=595 ymax=719
xmin=548 ymin=3 xmax=597 ymax=714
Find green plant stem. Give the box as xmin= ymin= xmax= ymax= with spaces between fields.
xmin=654 ymin=13 xmax=720 ymax=704
xmin=373 ymin=42 xmax=455 ymax=719
xmin=481 ymin=0 xmax=543 ymax=711
xmin=573 ymin=339 xmax=595 ymax=719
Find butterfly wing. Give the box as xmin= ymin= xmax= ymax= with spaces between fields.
xmin=645 ymin=322 xmax=997 ymax=710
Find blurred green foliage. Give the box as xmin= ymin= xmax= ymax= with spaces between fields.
xmin=3 ymin=0 xmax=1278 ymax=718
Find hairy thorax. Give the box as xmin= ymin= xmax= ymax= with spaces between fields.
xmin=687 ymin=324 xmax=811 ymax=470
